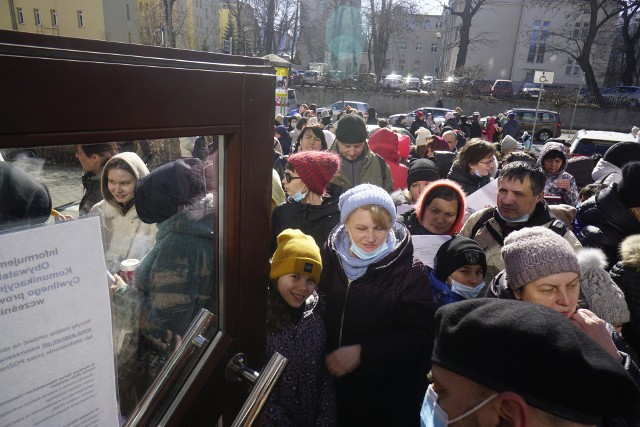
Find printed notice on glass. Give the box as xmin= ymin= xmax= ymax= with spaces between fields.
xmin=0 ymin=217 xmax=119 ymax=427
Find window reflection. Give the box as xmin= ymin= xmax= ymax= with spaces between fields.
xmin=1 ymin=136 xmax=220 ymax=419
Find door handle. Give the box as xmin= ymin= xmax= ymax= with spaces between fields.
xmin=228 ymin=352 xmax=288 ymax=427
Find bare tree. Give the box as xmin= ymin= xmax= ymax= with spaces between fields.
xmin=619 ymin=0 xmax=640 ymax=85
xmin=441 ymin=0 xmax=495 ymax=70
xmin=138 ymin=0 xmax=189 ymax=48
xmin=162 ymin=0 xmax=178 ymax=47
xmin=529 ymin=0 xmax=625 ymax=101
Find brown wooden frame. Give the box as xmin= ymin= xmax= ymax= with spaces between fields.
xmin=0 ymin=30 xmax=274 ymax=424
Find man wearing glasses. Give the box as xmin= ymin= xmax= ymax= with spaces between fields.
xmin=460 ymin=161 xmax=582 ymax=283
xmin=329 ymin=114 xmax=393 ymax=193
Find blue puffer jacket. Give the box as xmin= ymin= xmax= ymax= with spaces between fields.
xmin=428 ymin=268 xmax=463 ymax=309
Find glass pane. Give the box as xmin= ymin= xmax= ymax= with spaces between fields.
xmin=0 ymin=137 xmax=221 ymax=420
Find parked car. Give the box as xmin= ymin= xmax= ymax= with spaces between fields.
xmin=388 ymin=107 xmax=452 ymax=129
xmin=506 ymin=108 xmax=562 ymax=142
xmin=405 ymin=76 xmax=421 ymax=91
xmin=381 ymin=74 xmax=406 ymax=92
xmin=329 ymin=101 xmax=370 ymax=121
xmin=519 ymin=82 xmax=543 ymax=98
xmin=421 ymin=75 xmax=434 ymax=91
xmin=324 ymin=70 xmax=345 ymax=88
xmin=355 ymin=73 xmax=377 ymax=90
xmin=568 ymin=130 xmax=637 ymax=157
xmin=289 ymin=69 xmax=303 ymax=86
xmin=302 ymin=70 xmax=323 ymax=87
xmin=491 ymin=79 xmax=514 ymax=98
xmin=600 ymin=86 xmax=640 ymax=108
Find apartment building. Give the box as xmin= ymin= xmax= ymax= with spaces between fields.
xmin=441 ymin=0 xmax=616 ymax=86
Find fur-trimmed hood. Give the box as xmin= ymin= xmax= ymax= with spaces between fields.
xmin=620 ymin=234 xmax=640 ymax=270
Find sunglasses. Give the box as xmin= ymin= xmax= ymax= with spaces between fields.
xmin=284 ymin=172 xmax=301 ymax=183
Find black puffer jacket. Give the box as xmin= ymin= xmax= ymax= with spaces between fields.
xmin=575 ymin=185 xmax=640 ymax=269
xmin=611 ymin=262 xmax=640 ymax=357
xmin=319 ymin=223 xmax=434 ymax=426
xmin=399 ymin=208 xmax=431 ymax=236
xmin=270 ymin=187 xmax=342 ymax=254
xmin=447 ymin=164 xmax=490 ymax=196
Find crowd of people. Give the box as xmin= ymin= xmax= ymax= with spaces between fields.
xmin=268 ymin=103 xmax=640 ymax=425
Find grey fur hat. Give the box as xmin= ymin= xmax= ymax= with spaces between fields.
xmin=578 ymin=248 xmax=630 ymax=326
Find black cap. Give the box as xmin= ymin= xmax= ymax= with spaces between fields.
xmin=335 ymin=114 xmax=368 ymax=145
xmin=434 ymin=235 xmax=486 ymax=282
xmin=135 ymin=158 xmax=205 ymax=224
xmin=407 ymin=159 xmax=440 ymax=187
xmin=603 ymin=142 xmax=640 ymax=168
xmin=432 ymin=299 xmax=640 ymax=424
xmin=617 ymin=161 xmax=640 ymax=208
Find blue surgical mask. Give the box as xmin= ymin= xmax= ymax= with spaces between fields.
xmin=292 ymin=190 xmax=307 ymax=202
xmin=450 ymin=280 xmax=486 ymax=299
xmin=496 ymin=208 xmax=529 ymax=223
xmin=473 ymin=169 xmax=483 ymax=177
xmin=350 ymin=240 xmax=389 ymax=260
xmin=420 ymin=384 xmax=498 ymax=427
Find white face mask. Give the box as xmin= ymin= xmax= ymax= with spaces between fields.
xmin=420 ymin=384 xmax=498 ymax=427
xmin=450 ymin=280 xmax=486 ymax=299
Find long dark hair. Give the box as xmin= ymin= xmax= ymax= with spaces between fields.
xmin=266 ymin=281 xmax=292 ymax=333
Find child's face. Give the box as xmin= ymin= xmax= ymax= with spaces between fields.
xmin=448 ymin=265 xmax=484 ymax=287
xmin=276 ymin=274 xmax=316 ymax=308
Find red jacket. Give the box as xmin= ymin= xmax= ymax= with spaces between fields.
xmin=368 ymin=128 xmax=408 ymax=191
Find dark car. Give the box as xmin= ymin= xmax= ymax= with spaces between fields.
xmin=506 ymin=108 xmax=562 ymax=142
xmin=600 ymin=86 xmax=640 ymax=108
xmin=491 ymin=79 xmax=514 ymax=98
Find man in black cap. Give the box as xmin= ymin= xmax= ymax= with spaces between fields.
xmin=329 ymin=113 xmax=393 ymax=193
xmin=421 ymin=299 xmax=640 ymax=427
xmin=576 ymin=161 xmax=640 ymax=269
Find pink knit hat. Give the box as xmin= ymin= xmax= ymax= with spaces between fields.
xmin=288 ymin=151 xmax=340 ymax=195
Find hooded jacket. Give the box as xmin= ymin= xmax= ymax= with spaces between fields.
xmin=368 ymin=128 xmax=408 ymax=191
xmin=399 ymin=179 xmax=466 ymax=236
xmin=91 ymin=152 xmax=157 ymax=272
xmin=575 ymin=184 xmax=640 ymax=269
xmin=318 ymin=222 xmax=434 ymax=426
xmin=275 ymin=125 xmax=293 ymax=155
xmin=591 ymin=158 xmax=622 ymax=184
xmin=263 ymin=292 xmax=336 ymax=426
xmin=538 ymin=142 xmax=579 ymax=206
xmin=611 ymin=235 xmax=640 ymax=356
xmin=328 ymin=140 xmax=394 ymax=193
xmin=270 ymin=188 xmax=342 ymax=254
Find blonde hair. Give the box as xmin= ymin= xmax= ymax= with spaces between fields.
xmin=347 ymin=205 xmax=392 ymax=230
xmin=621 ymin=234 xmax=640 ymax=271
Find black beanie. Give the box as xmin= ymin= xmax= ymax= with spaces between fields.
xmin=135 ymin=158 xmax=206 ymax=224
xmin=603 ymin=142 xmax=640 ymax=168
xmin=407 ymin=159 xmax=440 ymax=188
xmin=617 ymin=161 xmax=640 ymax=208
xmin=335 ymin=114 xmax=368 ymax=144
xmin=434 ymin=235 xmax=487 ymax=282
xmin=433 ymin=299 xmax=640 ymax=424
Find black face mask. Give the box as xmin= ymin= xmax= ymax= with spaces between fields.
xmin=81 ymin=171 xmax=95 ymax=187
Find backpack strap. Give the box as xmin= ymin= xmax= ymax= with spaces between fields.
xmin=470 ymin=208 xmax=497 ymax=239
xmin=377 ymin=154 xmax=387 ymax=184
xmin=547 ymin=219 xmax=568 ymax=237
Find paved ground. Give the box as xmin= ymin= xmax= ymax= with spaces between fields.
xmin=14 ymin=158 xmax=83 ymax=216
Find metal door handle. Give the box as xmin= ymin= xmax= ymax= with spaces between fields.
xmin=225 ymin=353 xmax=259 ymax=383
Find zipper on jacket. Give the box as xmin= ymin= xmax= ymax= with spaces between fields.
xmin=338 ymin=280 xmax=353 ymax=347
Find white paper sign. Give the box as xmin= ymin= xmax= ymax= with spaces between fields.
xmin=465 ymin=179 xmax=498 ymax=217
xmin=412 ymin=235 xmax=452 ymax=268
xmin=0 ymin=218 xmax=119 ymax=427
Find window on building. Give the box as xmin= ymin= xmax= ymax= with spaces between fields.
xmin=126 ymin=4 xmax=130 ymax=20
xmin=573 ymin=22 xmax=589 ymax=39
xmin=416 ymin=43 xmax=422 ymax=52
xmin=77 ymin=11 xmax=85 ymax=27
xmin=400 ymin=43 xmax=407 ymax=51
xmin=431 ymin=43 xmax=438 ymax=53
xmin=399 ymin=59 xmax=405 ymax=73
xmin=527 ymin=20 xmax=549 ymax=63
xmin=409 ymin=20 xmax=416 ymax=29
xmin=17 ymin=7 xmax=24 ymax=24
xmin=423 ymin=19 xmax=431 ymax=29
xmin=414 ymin=60 xmax=420 ymax=72
xmin=565 ymin=58 xmax=582 ymax=76
xmin=34 ymin=9 xmax=41 ymax=26
xmin=51 ymin=9 xmax=57 ymax=26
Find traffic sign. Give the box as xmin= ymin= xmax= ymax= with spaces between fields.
xmin=533 ymin=71 xmax=554 ymax=85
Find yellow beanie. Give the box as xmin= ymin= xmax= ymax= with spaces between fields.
xmin=270 ymin=229 xmax=322 ymax=284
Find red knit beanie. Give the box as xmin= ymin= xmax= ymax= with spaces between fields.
xmin=288 ymin=151 xmax=341 ymax=195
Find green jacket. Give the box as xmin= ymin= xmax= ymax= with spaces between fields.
xmin=329 ymin=141 xmax=393 ymax=193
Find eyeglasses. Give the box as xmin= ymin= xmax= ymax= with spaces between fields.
xmin=284 ymin=172 xmax=301 ymax=183
xmin=478 ymin=159 xmax=494 ymax=166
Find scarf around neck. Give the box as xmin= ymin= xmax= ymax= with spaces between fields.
xmin=334 ymin=224 xmax=396 ymax=281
